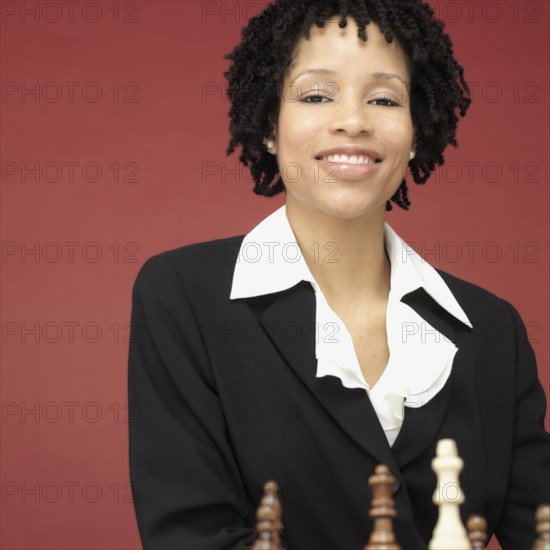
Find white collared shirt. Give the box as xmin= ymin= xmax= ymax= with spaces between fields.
xmin=229 ymin=205 xmax=473 ymax=446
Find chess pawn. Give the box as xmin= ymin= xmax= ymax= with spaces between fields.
xmin=364 ymin=464 xmax=401 ymax=550
xmin=467 ymin=514 xmax=488 ymax=549
xmin=533 ymin=503 xmax=550 ymax=550
xmin=263 ymin=481 xmax=284 ymax=535
xmin=252 ymin=481 xmax=284 ymax=550
xmin=429 ymin=439 xmax=471 ymax=550
xmin=253 ymin=504 xmax=282 ymax=550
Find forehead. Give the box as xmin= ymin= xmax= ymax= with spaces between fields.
xmin=287 ymin=18 xmax=409 ymax=80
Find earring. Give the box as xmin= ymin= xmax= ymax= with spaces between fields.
xmin=409 ymin=151 xmax=416 ymax=160
xmin=266 ymin=140 xmax=274 ymax=149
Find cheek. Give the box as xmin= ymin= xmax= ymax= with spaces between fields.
xmin=379 ymin=116 xmax=414 ymax=147
xmin=278 ymin=108 xmax=322 ymax=152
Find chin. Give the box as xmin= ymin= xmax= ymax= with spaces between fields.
xmin=320 ymin=200 xmax=386 ymax=221
xmin=318 ymin=191 xmax=387 ymax=220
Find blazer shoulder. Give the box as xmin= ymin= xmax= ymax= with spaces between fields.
xmin=436 ymin=268 xmax=503 ymax=302
xmin=133 ymin=235 xmax=246 ymax=294
xmin=435 ymin=268 xmax=524 ymax=326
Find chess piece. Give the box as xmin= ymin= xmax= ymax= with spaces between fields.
xmin=466 ymin=514 xmax=488 ymax=549
xmin=364 ymin=464 xmax=401 ymax=550
xmin=429 ymin=439 xmax=471 ymax=549
xmin=252 ymin=481 xmax=284 ymax=550
xmin=264 ymin=481 xmax=283 ymax=536
xmin=533 ymin=503 xmax=550 ymax=550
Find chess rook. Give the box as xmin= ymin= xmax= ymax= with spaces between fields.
xmin=429 ymin=439 xmax=471 ymax=550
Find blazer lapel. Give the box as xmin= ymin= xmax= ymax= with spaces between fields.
xmin=390 ymin=288 xmax=475 ymax=469
xmin=247 ymin=282 xmax=474 ymax=475
xmin=257 ymin=281 xmax=401 ymax=475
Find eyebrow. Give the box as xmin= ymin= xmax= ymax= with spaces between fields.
xmin=291 ymin=69 xmax=404 ymax=83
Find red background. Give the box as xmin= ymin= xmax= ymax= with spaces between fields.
xmin=1 ymin=1 xmax=548 ymax=548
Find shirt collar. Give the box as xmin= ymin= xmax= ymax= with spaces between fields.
xmin=229 ymin=205 xmax=316 ymax=298
xmin=229 ymin=205 xmax=473 ymax=329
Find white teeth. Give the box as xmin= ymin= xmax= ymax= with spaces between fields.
xmin=324 ymin=154 xmax=377 ymax=164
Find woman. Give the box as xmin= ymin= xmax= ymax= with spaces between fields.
xmin=128 ymin=1 xmax=550 ymax=548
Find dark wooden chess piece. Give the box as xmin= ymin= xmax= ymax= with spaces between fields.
xmin=252 ymin=480 xmax=284 ymax=550
xmin=467 ymin=513 xmax=488 ymax=549
xmin=364 ymin=464 xmax=401 ymax=550
xmin=533 ymin=503 xmax=550 ymax=550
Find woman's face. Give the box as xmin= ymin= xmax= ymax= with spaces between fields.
xmin=271 ymin=18 xmax=414 ymax=221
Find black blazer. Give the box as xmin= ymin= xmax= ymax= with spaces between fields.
xmin=128 ymin=235 xmax=550 ymax=550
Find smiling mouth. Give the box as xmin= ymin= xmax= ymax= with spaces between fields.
xmin=315 ymin=154 xmax=383 ymax=165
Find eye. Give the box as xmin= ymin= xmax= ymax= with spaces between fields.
xmin=300 ymin=94 xmax=332 ymax=104
xmin=370 ymin=95 xmax=400 ymax=107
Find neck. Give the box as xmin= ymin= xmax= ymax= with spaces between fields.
xmin=285 ymin=197 xmax=391 ymax=306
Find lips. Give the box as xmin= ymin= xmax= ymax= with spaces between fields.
xmin=314 ymin=145 xmax=383 ymax=164
xmin=313 ymin=145 xmax=383 ymax=182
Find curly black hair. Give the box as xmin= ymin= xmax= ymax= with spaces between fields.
xmin=224 ymin=0 xmax=471 ymax=211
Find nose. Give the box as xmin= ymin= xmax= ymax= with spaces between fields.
xmin=328 ymin=97 xmax=373 ymax=137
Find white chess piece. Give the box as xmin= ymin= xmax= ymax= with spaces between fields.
xmin=429 ymin=439 xmax=472 ymax=550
